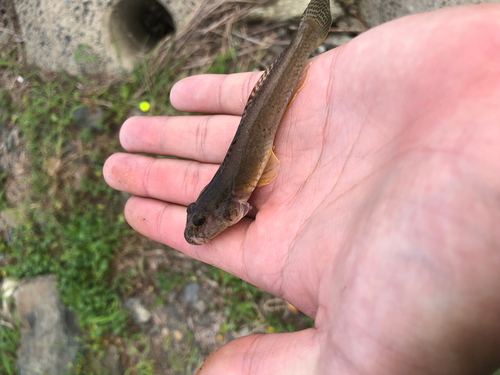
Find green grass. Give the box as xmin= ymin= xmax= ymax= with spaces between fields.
xmin=165 ymin=330 xmax=202 ymax=374
xmin=210 ymin=267 xmax=312 ymax=334
xmin=212 ymin=268 xmax=266 ymax=326
xmin=155 ymin=272 xmax=186 ymax=295
xmin=124 ymin=336 xmax=156 ymax=375
xmin=0 ymin=48 xmax=168 ymax=371
xmin=0 ymin=318 xmax=19 ymax=375
xmin=0 ymin=171 xmax=7 ymax=212
xmin=2 ymin=70 xmax=133 ymax=339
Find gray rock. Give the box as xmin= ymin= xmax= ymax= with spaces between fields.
xmin=0 ymin=126 xmax=20 ymax=172
xmin=124 ymin=297 xmax=151 ymax=326
xmin=166 ymin=304 xmax=182 ymax=321
xmin=148 ymin=324 xmax=161 ymax=336
xmin=100 ymin=344 xmax=123 ymax=375
xmin=194 ymin=300 xmax=207 ymax=314
xmin=15 ymin=275 xmax=81 ymax=375
xmin=0 ymin=210 xmax=22 ymax=230
xmin=72 ymin=106 xmax=105 ymax=130
xmin=359 ymin=0 xmax=500 ymax=28
xmin=183 ymin=281 xmax=199 ymax=305
xmin=5 ymin=127 xmax=19 ymax=153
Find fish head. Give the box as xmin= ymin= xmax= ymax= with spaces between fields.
xmin=184 ymin=198 xmax=251 ymax=245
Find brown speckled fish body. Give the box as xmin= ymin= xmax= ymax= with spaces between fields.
xmin=185 ymin=0 xmax=332 ymax=245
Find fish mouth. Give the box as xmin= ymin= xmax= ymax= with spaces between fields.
xmin=184 ymin=232 xmax=210 ymax=245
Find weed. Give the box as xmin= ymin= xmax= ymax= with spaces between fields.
xmin=0 ymin=321 xmax=19 ymax=375
xmin=0 ymin=171 xmax=7 ymax=211
xmin=2 ymin=68 xmax=135 ymax=351
xmin=0 ymin=290 xmax=19 ymax=375
xmin=5 ymin=196 xmax=130 ymax=336
xmin=166 ymin=332 xmax=202 ymax=374
xmin=211 ymin=267 xmax=314 ymax=335
xmin=208 ymin=47 xmax=239 ymax=74
xmin=73 ymin=44 xmax=100 ymax=64
xmin=124 ymin=336 xmax=156 ymax=375
xmin=155 ymin=272 xmax=185 ymax=294
xmin=211 ymin=267 xmax=266 ymax=326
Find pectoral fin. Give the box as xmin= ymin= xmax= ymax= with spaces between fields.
xmin=257 ymin=149 xmax=280 ymax=187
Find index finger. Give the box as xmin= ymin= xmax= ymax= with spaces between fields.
xmin=170 ymin=71 xmax=262 ymax=115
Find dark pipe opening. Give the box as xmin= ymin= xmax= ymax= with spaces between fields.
xmin=110 ymin=0 xmax=175 ymax=65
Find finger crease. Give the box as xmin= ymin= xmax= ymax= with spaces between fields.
xmin=156 ymin=202 xmax=169 ymax=245
xmin=143 ymin=158 xmax=157 ymax=197
xmin=159 ymin=117 xmax=170 ymax=155
xmin=218 ymin=75 xmax=228 ymax=113
xmin=196 ymin=117 xmax=210 ymax=161
xmin=181 ymin=160 xmax=203 ymax=200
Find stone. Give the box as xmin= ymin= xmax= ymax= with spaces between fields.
xmin=72 ymin=106 xmax=105 ymax=130
xmin=183 ymin=281 xmax=199 ymax=305
xmin=0 ymin=209 xmax=20 ymax=245
xmin=101 ymin=344 xmax=123 ymax=375
xmin=0 ymin=209 xmax=23 ymax=229
xmin=173 ymin=329 xmax=183 ymax=341
xmin=232 ymin=326 xmax=251 ymax=339
xmin=3 ymin=127 xmax=19 ymax=154
xmin=0 ymin=126 xmax=20 ymax=172
xmin=15 ymin=275 xmax=81 ymax=375
xmin=124 ymin=297 xmax=151 ymax=326
xmin=194 ymin=300 xmax=207 ymax=314
xmin=359 ymin=0 xmax=500 ymax=28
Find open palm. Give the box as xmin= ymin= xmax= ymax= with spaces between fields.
xmin=104 ymin=5 xmax=500 ymax=375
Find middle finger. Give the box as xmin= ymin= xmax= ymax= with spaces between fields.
xmin=120 ymin=114 xmax=239 ymax=163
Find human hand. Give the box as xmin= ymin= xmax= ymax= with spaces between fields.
xmin=104 ymin=5 xmax=500 ymax=374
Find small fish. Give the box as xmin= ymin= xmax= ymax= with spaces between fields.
xmin=184 ymin=0 xmax=332 ymax=245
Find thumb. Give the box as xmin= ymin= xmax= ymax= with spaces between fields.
xmin=196 ymin=328 xmax=320 ymax=375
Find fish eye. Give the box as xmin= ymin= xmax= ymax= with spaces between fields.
xmin=192 ymin=213 xmax=206 ymax=227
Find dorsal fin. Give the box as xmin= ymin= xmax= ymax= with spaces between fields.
xmin=243 ymin=50 xmax=285 ymax=110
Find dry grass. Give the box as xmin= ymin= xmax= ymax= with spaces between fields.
xmin=0 ymin=0 xmax=25 ymax=103
xmin=151 ymin=0 xmax=283 ymax=74
xmin=0 ymin=0 xmax=22 ymax=49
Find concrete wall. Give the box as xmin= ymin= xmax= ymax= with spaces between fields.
xmin=12 ymin=0 xmax=196 ymax=75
